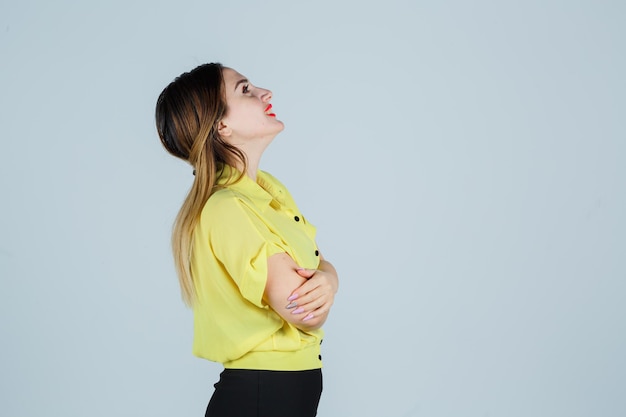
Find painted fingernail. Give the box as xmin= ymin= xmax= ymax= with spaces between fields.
xmin=287 ymin=294 xmax=298 ymax=301
xmin=286 ymin=302 xmax=297 ymax=309
xmin=292 ymin=307 xmax=304 ymax=315
xmin=302 ymin=313 xmax=314 ymax=322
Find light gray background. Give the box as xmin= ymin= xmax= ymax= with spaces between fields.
xmin=1 ymin=1 xmax=624 ymax=416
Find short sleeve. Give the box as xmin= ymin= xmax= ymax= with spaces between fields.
xmin=203 ymin=194 xmax=287 ymax=308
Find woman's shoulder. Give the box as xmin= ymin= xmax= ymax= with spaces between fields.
xmin=203 ymin=187 xmax=246 ymax=213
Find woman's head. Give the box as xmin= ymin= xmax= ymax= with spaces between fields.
xmin=155 ymin=64 xmax=283 ymax=174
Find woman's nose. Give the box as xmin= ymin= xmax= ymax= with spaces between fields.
xmin=258 ymin=88 xmax=272 ymax=102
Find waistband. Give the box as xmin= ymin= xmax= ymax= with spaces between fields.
xmin=223 ymin=342 xmax=322 ymax=371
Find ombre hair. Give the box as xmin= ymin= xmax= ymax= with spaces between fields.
xmin=155 ymin=63 xmax=246 ymax=306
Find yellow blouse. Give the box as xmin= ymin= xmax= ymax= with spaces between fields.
xmin=190 ymin=165 xmax=323 ymax=371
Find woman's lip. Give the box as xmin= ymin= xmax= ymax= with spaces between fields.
xmin=265 ymin=104 xmax=276 ymax=117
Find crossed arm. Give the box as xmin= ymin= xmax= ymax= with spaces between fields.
xmin=264 ymin=252 xmax=339 ymax=331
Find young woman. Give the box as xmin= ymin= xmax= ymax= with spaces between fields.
xmin=155 ymin=63 xmax=338 ymax=417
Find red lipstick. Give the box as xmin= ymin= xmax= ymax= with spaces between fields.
xmin=264 ymin=104 xmax=276 ymax=117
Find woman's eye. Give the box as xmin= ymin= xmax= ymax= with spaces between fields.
xmin=242 ymin=84 xmax=250 ymax=94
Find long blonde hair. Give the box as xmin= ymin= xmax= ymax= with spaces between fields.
xmin=155 ymin=63 xmax=246 ymax=306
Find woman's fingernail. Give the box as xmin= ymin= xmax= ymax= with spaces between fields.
xmin=287 ymin=294 xmax=298 ymax=301
xmin=302 ymin=313 xmax=314 ymax=322
xmin=296 ymin=268 xmax=305 ymax=271
xmin=286 ymin=302 xmax=297 ymax=309
xmin=292 ymin=307 xmax=304 ymax=315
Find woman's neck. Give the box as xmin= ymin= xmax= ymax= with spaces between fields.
xmin=245 ymin=158 xmax=260 ymax=181
xmin=228 ymin=151 xmax=261 ymax=182
xmin=229 ymin=136 xmax=275 ymax=181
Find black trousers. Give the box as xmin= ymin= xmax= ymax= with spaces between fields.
xmin=205 ymin=368 xmax=323 ymax=417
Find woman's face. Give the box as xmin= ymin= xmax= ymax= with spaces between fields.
xmin=220 ymin=67 xmax=284 ymax=142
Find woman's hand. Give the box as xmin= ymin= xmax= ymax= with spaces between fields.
xmin=265 ymin=253 xmax=338 ymax=331
xmin=285 ymin=259 xmax=339 ymax=328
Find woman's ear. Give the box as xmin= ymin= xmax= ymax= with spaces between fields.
xmin=217 ymin=120 xmax=232 ymax=138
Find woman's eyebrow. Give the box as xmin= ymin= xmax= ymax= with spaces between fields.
xmin=234 ymin=78 xmax=249 ymax=91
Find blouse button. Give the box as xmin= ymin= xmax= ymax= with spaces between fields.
xmin=294 ymin=216 xmax=300 ymax=222
xmin=315 ymin=250 xmax=319 ymax=256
